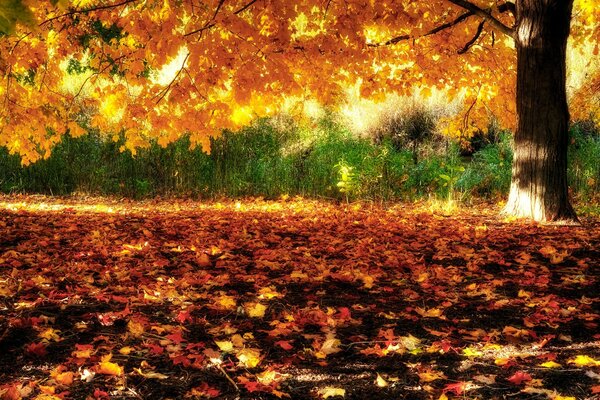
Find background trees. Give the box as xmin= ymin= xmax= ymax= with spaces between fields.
xmin=0 ymin=0 xmax=598 ymax=220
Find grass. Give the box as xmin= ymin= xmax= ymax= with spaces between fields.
xmin=0 ymin=116 xmax=598 ymax=204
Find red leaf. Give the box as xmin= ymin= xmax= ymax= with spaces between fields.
xmin=443 ymin=381 xmax=468 ymax=395
xmin=25 ymin=342 xmax=47 ymax=357
xmin=145 ymin=343 xmax=165 ymax=355
xmin=94 ymin=388 xmax=110 ymax=399
xmin=507 ymin=371 xmax=532 ymax=385
xmin=166 ymin=331 xmax=186 ymax=344
xmin=275 ymin=340 xmax=293 ymax=350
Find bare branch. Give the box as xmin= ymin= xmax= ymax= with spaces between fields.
xmin=458 ymin=19 xmax=485 ymax=54
xmin=447 ymin=0 xmax=514 ymax=38
xmin=155 ymin=52 xmax=190 ymax=105
xmin=369 ymin=10 xmax=474 ymax=47
xmin=185 ymin=0 xmax=259 ymax=37
xmin=211 ymin=0 xmax=227 ymax=21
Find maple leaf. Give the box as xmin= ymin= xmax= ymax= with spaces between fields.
xmin=127 ymin=319 xmax=145 ymax=337
xmin=275 ymin=340 xmax=294 ymax=350
xmin=318 ymin=387 xmax=346 ymax=398
xmin=187 ymin=383 xmax=221 ymax=398
xmin=443 ymin=381 xmax=469 ymax=395
xmin=96 ymin=354 xmax=124 ymax=376
xmin=25 ymin=342 xmax=47 ymax=357
xmin=540 ymin=361 xmax=562 ymax=368
xmin=215 ymin=340 xmax=234 ymax=352
xmin=237 ymin=348 xmax=261 ymax=368
xmin=50 ymin=366 xmax=74 ymax=386
xmin=315 ymin=335 xmax=342 ymax=358
xmin=507 ymin=371 xmax=532 ymax=385
xmin=568 ymin=355 xmax=600 ymax=367
xmin=245 ymin=302 xmax=267 ymax=318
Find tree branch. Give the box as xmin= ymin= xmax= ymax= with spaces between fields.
xmin=369 ymin=10 xmax=474 ymax=47
xmin=184 ymin=0 xmax=259 ymax=37
xmin=457 ymin=19 xmax=485 ymax=54
xmin=40 ymin=0 xmax=140 ymax=27
xmin=154 ymin=52 xmax=190 ymax=105
xmin=447 ymin=0 xmax=514 ymax=38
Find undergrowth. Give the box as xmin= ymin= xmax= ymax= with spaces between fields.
xmin=0 ymin=116 xmax=598 ymax=203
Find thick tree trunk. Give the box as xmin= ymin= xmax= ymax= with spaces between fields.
xmin=503 ymin=0 xmax=578 ymax=222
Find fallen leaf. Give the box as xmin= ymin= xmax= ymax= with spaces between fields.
xmin=245 ymin=302 xmax=267 ymax=318
xmin=568 ymin=355 xmax=600 ymax=367
xmin=134 ymin=368 xmax=169 ymax=379
xmin=375 ymin=373 xmax=388 ymax=387
xmin=443 ymin=381 xmax=468 ymax=395
xmin=507 ymin=371 xmax=532 ymax=385
xmin=473 ymin=374 xmax=496 ymax=384
xmin=318 ymin=387 xmax=345 ymax=398
xmin=237 ymin=348 xmax=261 ymax=368
xmin=540 ymin=361 xmax=562 ymax=368
xmin=215 ymin=340 xmax=234 ymax=352
xmin=275 ymin=340 xmax=294 ymax=350
xmin=96 ymin=355 xmax=124 ymax=376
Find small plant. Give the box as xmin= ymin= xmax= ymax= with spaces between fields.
xmin=438 ymin=164 xmax=465 ymax=202
xmin=335 ymin=160 xmax=356 ymax=202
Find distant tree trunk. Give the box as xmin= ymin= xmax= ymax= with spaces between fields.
xmin=503 ymin=0 xmax=578 ymax=222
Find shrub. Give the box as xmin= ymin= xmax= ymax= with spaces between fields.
xmin=569 ymin=120 xmax=600 ymax=201
xmin=458 ymin=132 xmax=513 ymax=198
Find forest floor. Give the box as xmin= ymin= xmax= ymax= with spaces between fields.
xmin=0 ymin=195 xmax=599 ymax=400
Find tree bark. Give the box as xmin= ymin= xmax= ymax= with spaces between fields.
xmin=503 ymin=0 xmax=578 ymax=222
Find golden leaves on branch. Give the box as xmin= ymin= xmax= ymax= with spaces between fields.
xmin=0 ymin=0 xmax=598 ymax=162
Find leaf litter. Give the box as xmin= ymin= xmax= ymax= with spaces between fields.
xmin=0 ymin=195 xmax=598 ymax=399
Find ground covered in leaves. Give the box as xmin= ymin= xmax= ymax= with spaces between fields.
xmin=0 ymin=195 xmax=599 ymax=400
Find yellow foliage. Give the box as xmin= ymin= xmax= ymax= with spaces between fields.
xmin=568 ymin=355 xmax=600 ymax=367
xmin=236 ymin=348 xmax=261 ymax=368
xmin=245 ymin=302 xmax=267 ymax=318
xmin=318 ymin=387 xmax=346 ymax=398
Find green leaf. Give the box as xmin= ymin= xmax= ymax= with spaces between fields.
xmin=439 ymin=174 xmax=451 ymax=181
xmin=0 ymin=0 xmax=37 ymax=35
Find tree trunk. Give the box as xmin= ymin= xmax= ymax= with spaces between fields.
xmin=503 ymin=0 xmax=578 ymax=223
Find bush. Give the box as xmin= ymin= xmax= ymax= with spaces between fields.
xmin=459 ymin=132 xmax=513 ymax=198
xmin=373 ymin=105 xmax=441 ymax=164
xmin=569 ymin=120 xmax=600 ymax=201
xmin=2 ymin=115 xmax=598 ymax=205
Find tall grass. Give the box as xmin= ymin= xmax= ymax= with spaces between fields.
xmin=0 ymin=117 xmax=598 ymax=203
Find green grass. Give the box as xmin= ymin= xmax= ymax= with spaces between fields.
xmin=0 ymin=117 xmax=598 ymax=203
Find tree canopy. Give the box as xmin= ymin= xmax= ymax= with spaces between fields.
xmin=0 ymin=0 xmax=598 ymax=164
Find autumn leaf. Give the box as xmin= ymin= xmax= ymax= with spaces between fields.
xmin=25 ymin=342 xmax=47 ymax=357
xmin=318 ymin=387 xmax=345 ymax=398
xmin=127 ymin=320 xmax=145 ymax=337
xmin=96 ymin=355 xmax=124 ymax=376
xmin=215 ymin=340 xmax=234 ymax=353
xmin=568 ymin=355 xmax=600 ymax=367
xmin=375 ymin=373 xmax=388 ymax=387
xmin=315 ymin=335 xmax=342 ymax=358
xmin=186 ymin=383 xmax=221 ymax=398
xmin=540 ymin=361 xmax=562 ymax=368
xmin=443 ymin=381 xmax=468 ymax=395
xmin=275 ymin=340 xmax=294 ymax=350
xmin=50 ymin=366 xmax=74 ymax=386
xmin=507 ymin=371 xmax=533 ymax=385
xmin=236 ymin=348 xmax=261 ymax=368
xmin=245 ymin=302 xmax=267 ymax=318
xmin=462 ymin=346 xmax=483 ymax=357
